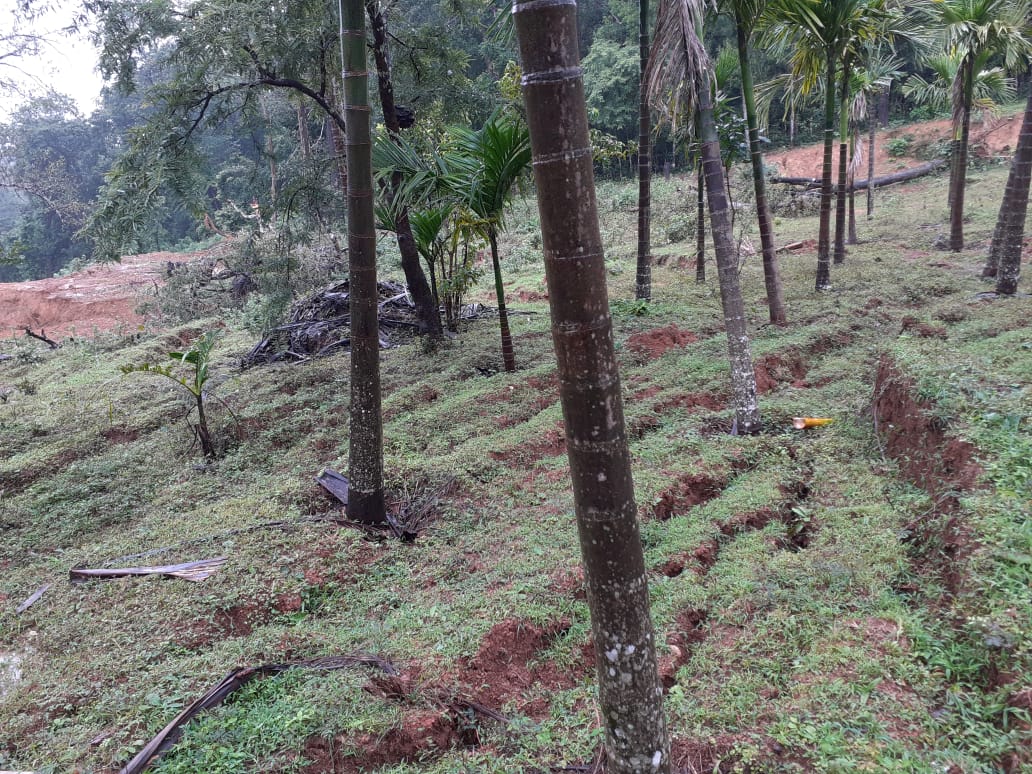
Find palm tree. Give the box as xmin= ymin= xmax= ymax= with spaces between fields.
xmin=763 ymin=0 xmax=902 ymax=286
xmin=365 ymin=0 xmax=442 ymax=338
xmin=342 ymin=0 xmax=385 ymax=526
xmin=916 ymin=0 xmax=1030 ymax=251
xmin=637 ymin=0 xmax=653 ymax=301
xmin=722 ymin=0 xmax=788 ymax=325
xmin=447 ymin=115 xmax=532 ymax=372
xmin=854 ymin=52 xmax=904 ymax=218
xmin=986 ymin=82 xmax=1032 ymax=293
xmin=512 ymin=3 xmax=671 ymax=772
xmin=650 ymin=0 xmax=763 ymax=434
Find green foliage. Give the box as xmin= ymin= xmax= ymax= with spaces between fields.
xmin=582 ymin=38 xmax=640 ymax=140
xmin=886 ymin=135 xmax=913 ymax=157
xmin=120 ymin=330 xmax=220 ymax=458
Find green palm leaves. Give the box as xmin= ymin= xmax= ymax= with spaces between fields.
xmin=374 ymin=112 xmax=531 ymax=366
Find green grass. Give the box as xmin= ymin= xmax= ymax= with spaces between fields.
xmin=0 ymin=153 xmax=1029 ymax=773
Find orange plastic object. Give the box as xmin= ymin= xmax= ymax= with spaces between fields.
xmin=793 ymin=417 xmax=834 ymax=430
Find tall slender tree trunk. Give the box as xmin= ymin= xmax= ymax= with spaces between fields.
xmin=699 ymin=84 xmax=762 ymax=435
xmin=847 ymin=132 xmax=858 ymax=245
xmin=635 ymin=0 xmax=652 ymax=301
xmin=513 ymin=4 xmax=670 ymax=773
xmin=736 ymin=16 xmax=786 ymax=326
xmin=834 ymin=57 xmax=851 ymax=265
xmin=817 ymin=51 xmax=836 ymax=290
xmin=366 ymin=0 xmax=443 ymax=337
xmin=696 ymin=160 xmax=706 ymax=283
xmin=949 ymin=54 xmax=975 ymax=252
xmin=989 ymin=83 xmax=1032 ymax=294
xmin=489 ymin=228 xmax=517 ymax=372
xmin=867 ymin=95 xmax=877 ymax=219
xmin=342 ymin=0 xmax=386 ymax=526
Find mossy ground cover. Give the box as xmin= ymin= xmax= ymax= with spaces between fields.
xmin=0 ymin=153 xmax=1029 ymax=773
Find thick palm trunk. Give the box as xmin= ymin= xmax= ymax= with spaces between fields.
xmin=834 ymin=58 xmax=850 ymax=265
xmin=696 ymin=157 xmax=706 ymax=283
xmin=816 ymin=51 xmax=836 ymax=290
xmin=343 ymin=0 xmax=386 ymax=526
xmin=513 ymin=4 xmax=670 ymax=772
xmin=699 ymin=85 xmax=762 ymax=435
xmin=990 ymin=84 xmax=1032 ymax=294
xmin=635 ymin=0 xmax=652 ymax=301
xmin=366 ymin=0 xmax=442 ymax=337
xmin=867 ymin=96 xmax=876 ymax=219
xmin=949 ymin=54 xmax=975 ymax=252
xmin=489 ymin=229 xmax=517 ymax=372
xmin=736 ymin=16 xmax=786 ymax=326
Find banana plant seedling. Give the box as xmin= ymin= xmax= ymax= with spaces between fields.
xmin=121 ymin=331 xmax=219 ymax=460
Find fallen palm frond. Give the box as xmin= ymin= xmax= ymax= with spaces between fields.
xmin=69 ymin=557 xmax=228 ymax=583
xmin=118 ymin=654 xmax=398 ymax=774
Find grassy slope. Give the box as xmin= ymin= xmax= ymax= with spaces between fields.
xmin=0 ymin=153 xmax=1029 ymax=773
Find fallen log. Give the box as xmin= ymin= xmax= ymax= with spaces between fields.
xmin=770 ymin=159 xmax=946 ymax=191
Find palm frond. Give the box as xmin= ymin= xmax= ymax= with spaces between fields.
xmin=648 ymin=0 xmax=714 ymax=130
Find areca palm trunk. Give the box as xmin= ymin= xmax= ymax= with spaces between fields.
xmin=989 ymin=83 xmax=1032 ymax=295
xmin=867 ymin=95 xmax=876 ymax=218
xmin=699 ymin=83 xmax=762 ymax=434
xmin=817 ymin=49 xmax=836 ymax=290
xmin=696 ymin=142 xmax=706 ymax=283
xmin=489 ymin=227 xmax=516 ymax=372
xmin=834 ymin=57 xmax=851 ymax=265
xmin=735 ymin=14 xmax=786 ymax=326
xmin=636 ymin=0 xmax=652 ymax=301
xmin=343 ymin=0 xmax=386 ymax=526
xmin=949 ymin=54 xmax=975 ymax=252
xmin=513 ymin=3 xmax=670 ymax=772
xmin=366 ymin=0 xmax=443 ymax=338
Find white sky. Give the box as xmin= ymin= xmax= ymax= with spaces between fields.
xmin=0 ymin=0 xmax=104 ymax=118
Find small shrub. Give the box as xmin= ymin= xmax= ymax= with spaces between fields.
xmin=886 ymin=135 xmax=913 ymax=157
xmin=666 ymin=214 xmax=696 ymax=243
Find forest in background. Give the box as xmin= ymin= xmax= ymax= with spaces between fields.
xmin=0 ymin=0 xmax=992 ymax=284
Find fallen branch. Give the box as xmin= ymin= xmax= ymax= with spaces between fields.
xmin=770 ymin=159 xmax=946 ymax=191
xmin=118 ymin=654 xmax=397 ymax=774
xmin=23 ymin=327 xmax=60 ymax=349
xmin=69 ymin=557 xmax=228 ymax=583
xmin=15 ymin=583 xmax=50 ymax=613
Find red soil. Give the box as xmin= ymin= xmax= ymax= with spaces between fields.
xmin=0 ymin=244 xmax=225 ymax=340
xmin=652 ymin=472 xmax=725 ymax=520
xmin=769 ymin=112 xmax=1023 ymax=179
xmin=625 ymin=324 xmax=698 ymax=360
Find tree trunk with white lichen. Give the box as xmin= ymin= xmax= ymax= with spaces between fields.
xmin=699 ymin=76 xmax=762 ymax=434
xmin=512 ymin=2 xmax=670 ymax=772
xmin=343 ymin=0 xmax=386 ymax=526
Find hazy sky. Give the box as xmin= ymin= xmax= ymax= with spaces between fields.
xmin=0 ymin=0 xmax=104 ymax=118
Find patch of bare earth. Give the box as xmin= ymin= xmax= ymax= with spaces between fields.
xmin=625 ymin=324 xmax=699 ymax=361
xmin=872 ymin=356 xmax=982 ymax=594
xmin=0 ymin=243 xmax=230 ymax=339
xmin=297 ymin=619 xmax=579 ymax=772
xmin=651 ymin=472 xmax=726 ymax=521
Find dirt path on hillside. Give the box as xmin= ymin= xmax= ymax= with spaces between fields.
xmin=0 ymin=242 xmax=233 ymax=340
xmin=0 ymin=112 xmax=1023 ymax=341
xmin=768 ymin=112 xmax=1021 ymax=179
